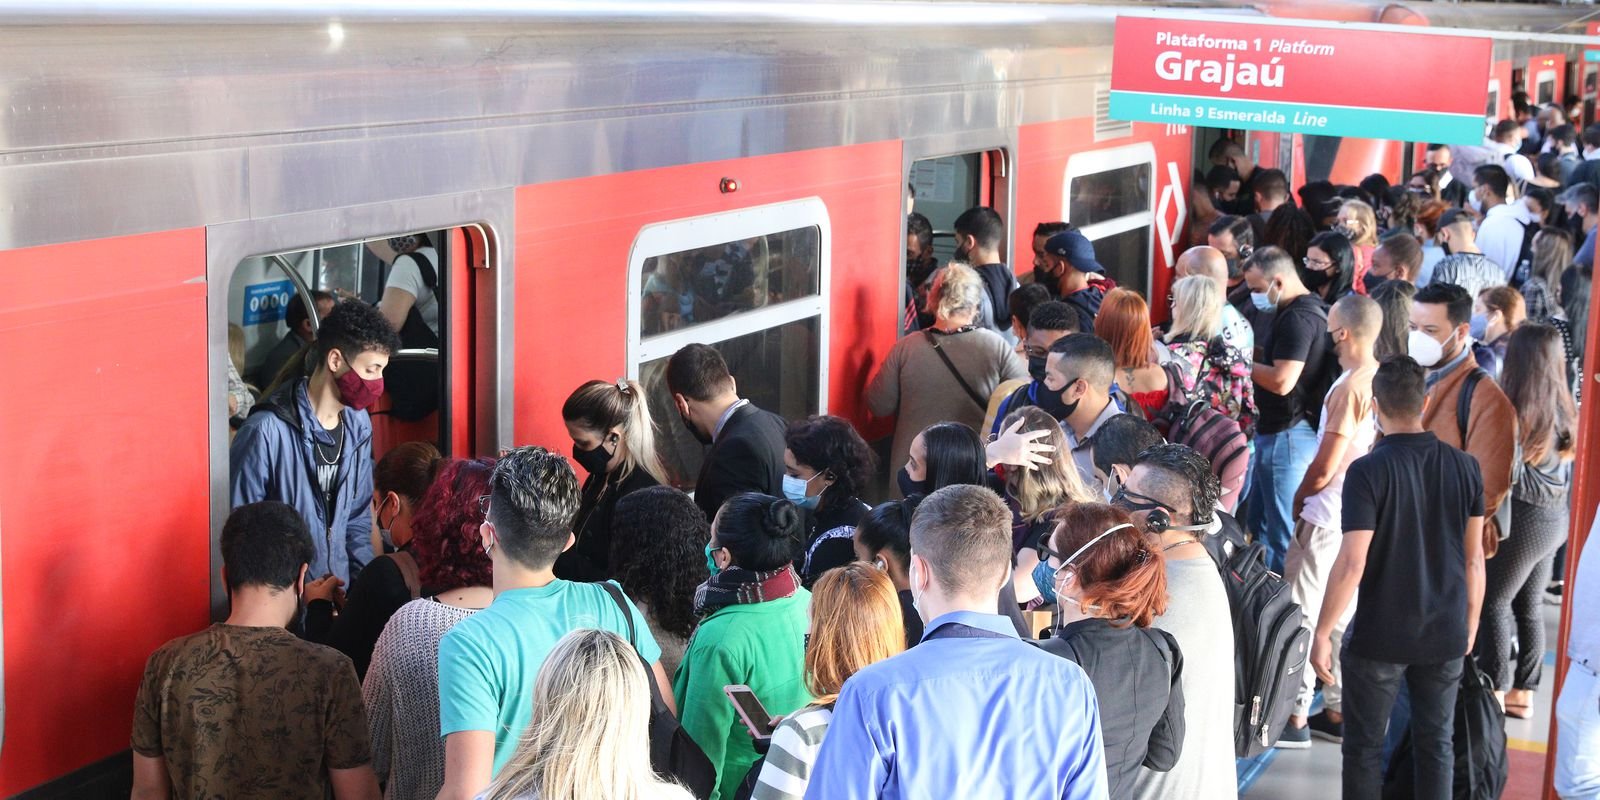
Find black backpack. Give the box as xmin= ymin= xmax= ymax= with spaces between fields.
xmin=1382 ymin=656 xmax=1508 ymax=800
xmin=1217 ymin=541 xmax=1311 ymax=758
xmin=599 ymin=582 xmax=718 ymax=798
xmin=384 ymin=250 xmax=442 ymax=422
xmin=1510 ymin=220 xmax=1539 ymax=289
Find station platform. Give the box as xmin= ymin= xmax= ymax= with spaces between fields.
xmin=1243 ymin=602 xmax=1562 ymax=798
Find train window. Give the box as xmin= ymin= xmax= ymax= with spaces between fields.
xmin=1487 ymin=79 xmax=1501 ymax=129
xmin=226 ymin=229 xmax=454 ymax=455
xmin=629 ymin=198 xmax=830 ymax=489
xmin=1536 ymin=69 xmax=1557 ymax=106
xmin=1064 ymin=143 xmax=1156 ymax=297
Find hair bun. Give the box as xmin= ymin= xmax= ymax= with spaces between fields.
xmin=765 ymin=499 xmax=803 ymax=543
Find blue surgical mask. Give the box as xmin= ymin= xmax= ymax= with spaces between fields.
xmin=705 ymin=542 xmax=721 ymax=576
xmin=782 ymin=472 xmax=823 ymax=510
xmin=1469 ymin=313 xmax=1488 ymax=341
xmin=1031 ymin=558 xmax=1059 ymax=605
xmin=1250 ymin=291 xmax=1275 ymax=312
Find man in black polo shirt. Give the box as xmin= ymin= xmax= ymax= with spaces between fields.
xmin=1311 ymin=355 xmax=1486 ymax=800
xmin=1243 ymin=245 xmax=1332 ymax=574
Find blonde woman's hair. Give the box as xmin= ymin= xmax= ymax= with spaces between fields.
xmin=1340 ymin=199 xmax=1379 ymax=246
xmin=481 ymin=629 xmax=692 ymax=800
xmin=227 ymin=323 xmax=248 ymax=374
xmin=928 ymin=263 xmax=984 ymax=321
xmin=805 ymin=563 xmax=905 ymax=705
xmin=1001 ymin=406 xmax=1098 ymax=521
xmin=561 ymin=379 xmax=669 ymax=485
xmin=1166 ymin=275 xmax=1225 ymax=344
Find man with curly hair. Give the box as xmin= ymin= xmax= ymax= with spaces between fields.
xmin=230 ymin=299 xmax=401 ymax=586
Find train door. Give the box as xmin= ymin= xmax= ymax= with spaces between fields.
xmin=901 ymin=134 xmax=1015 ymax=334
xmin=1584 ymin=62 xmax=1598 ymax=127
xmin=208 ymin=194 xmax=507 ymax=617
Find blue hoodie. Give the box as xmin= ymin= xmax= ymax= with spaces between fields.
xmin=229 ymin=378 xmax=375 ymax=583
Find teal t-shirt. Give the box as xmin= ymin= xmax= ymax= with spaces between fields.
xmin=436 ymin=580 xmax=661 ymax=776
xmin=673 ymin=591 xmax=812 ymax=800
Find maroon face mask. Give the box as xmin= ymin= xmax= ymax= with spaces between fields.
xmin=334 ymin=362 xmax=384 ymax=410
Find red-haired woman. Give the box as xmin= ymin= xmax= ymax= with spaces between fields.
xmin=1095 ymin=288 xmax=1191 ymax=419
xmin=363 ymin=457 xmax=497 ymax=800
xmin=1035 ymin=502 xmax=1184 ymax=798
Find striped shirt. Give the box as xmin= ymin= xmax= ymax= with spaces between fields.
xmin=750 ymin=704 xmax=834 ymax=800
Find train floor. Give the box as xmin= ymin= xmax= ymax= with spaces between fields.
xmin=1244 ymin=601 xmax=1563 ymax=798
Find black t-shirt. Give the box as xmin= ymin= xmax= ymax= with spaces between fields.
xmin=314 ymin=419 xmax=343 ymax=523
xmin=1254 ymin=294 xmax=1330 ymax=434
xmin=1342 ymin=432 xmax=1484 ymax=664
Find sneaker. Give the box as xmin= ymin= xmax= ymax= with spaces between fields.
xmin=1274 ymin=721 xmax=1311 ymax=749
xmin=1308 ymin=710 xmax=1343 ymax=743
xmin=1546 ymin=582 xmax=1565 ymax=606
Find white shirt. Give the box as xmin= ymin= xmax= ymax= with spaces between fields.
xmin=1475 ymin=203 xmax=1527 ymax=283
xmin=1491 ymin=141 xmax=1536 ymax=185
xmin=384 ymin=247 xmax=440 ymax=337
xmin=1220 ymin=304 xmax=1254 ymax=357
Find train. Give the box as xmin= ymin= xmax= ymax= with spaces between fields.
xmin=0 ymin=1 xmax=1596 ymax=794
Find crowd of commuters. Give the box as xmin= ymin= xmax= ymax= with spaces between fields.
xmin=139 ymin=117 xmax=1600 ymax=800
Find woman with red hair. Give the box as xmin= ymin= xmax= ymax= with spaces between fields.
xmin=363 ymin=457 xmax=497 ymax=800
xmin=1095 ymin=288 xmax=1190 ymax=418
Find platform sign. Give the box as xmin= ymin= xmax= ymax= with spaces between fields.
xmin=1110 ymin=16 xmax=1492 ymax=144
xmin=242 ymin=279 xmax=295 ymax=326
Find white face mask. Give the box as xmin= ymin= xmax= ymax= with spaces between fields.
xmin=1407 ymin=329 xmax=1446 ymax=367
xmin=1468 ymin=192 xmax=1484 ymax=214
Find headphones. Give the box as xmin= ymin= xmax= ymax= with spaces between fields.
xmin=1143 ymin=507 xmax=1211 ymax=535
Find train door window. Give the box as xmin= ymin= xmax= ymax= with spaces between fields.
xmin=1486 ymin=78 xmax=1501 ymax=132
xmin=1536 ymin=69 xmax=1557 ymax=106
xmin=629 ymin=199 xmax=829 ymax=490
xmin=1585 ymin=65 xmax=1597 ymax=127
xmin=1064 ymin=143 xmax=1156 ymax=297
xmin=225 ymin=228 xmax=457 ymax=457
xmin=909 ymin=153 xmax=986 ymax=265
xmin=1512 ymin=68 xmax=1526 ymax=99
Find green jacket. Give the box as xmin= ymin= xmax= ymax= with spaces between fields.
xmin=673 ymin=590 xmax=812 ymax=800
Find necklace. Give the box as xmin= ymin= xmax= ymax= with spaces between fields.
xmin=315 ymin=426 xmax=344 ymax=466
xmin=1163 ymin=539 xmax=1198 ymax=552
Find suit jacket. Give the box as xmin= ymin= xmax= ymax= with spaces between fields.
xmin=694 ymin=402 xmax=788 ymax=521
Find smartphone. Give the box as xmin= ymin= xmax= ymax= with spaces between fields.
xmin=723 ymin=684 xmax=775 ymax=740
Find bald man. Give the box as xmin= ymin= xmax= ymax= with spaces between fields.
xmin=1176 ymin=245 xmax=1254 ymax=356
xmin=1277 ymin=293 xmax=1382 ymax=748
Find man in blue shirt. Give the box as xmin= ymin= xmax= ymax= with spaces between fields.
xmin=805 ymin=484 xmax=1109 ymax=800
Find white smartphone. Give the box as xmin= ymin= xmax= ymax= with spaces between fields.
xmin=723 ymin=684 xmax=776 ymax=740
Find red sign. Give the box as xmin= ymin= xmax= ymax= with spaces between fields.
xmin=1111 ymin=16 xmax=1490 ymax=116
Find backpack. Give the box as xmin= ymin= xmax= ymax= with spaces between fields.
xmin=1217 ymin=541 xmax=1311 ymax=758
xmin=384 ymin=250 xmax=442 ymax=422
xmin=599 ymin=582 xmax=718 ymax=798
xmin=1456 ymin=368 xmax=1519 ymax=542
xmin=1510 ymin=220 xmax=1539 ymax=289
xmin=1126 ymin=358 xmax=1250 ymax=509
xmin=1382 ymin=657 xmax=1509 ymax=800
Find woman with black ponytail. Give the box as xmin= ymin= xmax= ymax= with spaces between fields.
xmin=674 ymin=493 xmax=813 ymax=800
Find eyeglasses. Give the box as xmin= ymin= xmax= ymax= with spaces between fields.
xmin=477 ymin=494 xmax=493 ymax=522
xmin=1303 ymin=257 xmax=1334 ymax=270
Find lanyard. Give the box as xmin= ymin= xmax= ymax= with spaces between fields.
xmin=921 ymin=621 xmax=1011 ymax=642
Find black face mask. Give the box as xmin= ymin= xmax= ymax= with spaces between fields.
xmin=1363 ymin=273 xmax=1389 ymax=294
xmin=1027 ymin=354 xmax=1048 ymax=382
xmin=1301 ymin=266 xmax=1334 ymax=291
xmin=681 ymin=413 xmax=713 ymax=446
xmin=1034 ymin=378 xmax=1072 ymax=419
xmin=897 ymin=466 xmax=927 ymax=498
xmin=1225 ymin=257 xmax=1242 ymax=280
xmin=572 ymin=435 xmax=617 ymax=476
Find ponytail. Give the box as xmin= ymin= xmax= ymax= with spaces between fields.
xmin=562 ymin=379 xmax=669 ymax=485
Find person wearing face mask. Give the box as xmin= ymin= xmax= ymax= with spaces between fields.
xmin=805 ymin=485 xmax=1109 ymax=800
xmin=1336 ymin=200 xmax=1379 ymax=293
xmin=130 ymin=502 xmax=382 ymax=800
xmin=1034 ymin=502 xmax=1184 ymax=799
xmin=1243 ymin=247 xmax=1332 ymax=574
xmin=555 ymin=379 xmax=669 ymax=581
xmin=1030 ymin=221 xmax=1072 ymax=293
xmin=666 ymin=343 xmax=789 ymax=522
xmin=1207 ymin=215 xmax=1257 ymax=311
xmin=868 ymin=264 xmax=1027 ymax=496
xmin=1112 ymin=444 xmax=1237 ymax=800
xmin=951 ymin=206 xmax=1021 ymax=340
xmin=1164 ymin=274 xmax=1256 ymax=510
xmin=1469 ymin=165 xmax=1528 ymax=286
xmin=1429 ymin=209 xmax=1502 ymax=300
xmin=1412 ymin=199 xmax=1451 ymax=286
xmin=1042 ymin=333 xmax=1124 ymax=488
xmin=1000 ymin=408 xmax=1101 ymax=609
xmin=783 ymin=415 xmax=875 ymax=587
xmin=303 ymin=441 xmax=442 ymax=677
xmin=1365 ymin=232 xmax=1423 ymax=293
xmin=232 ymin=299 xmax=400 ymax=586
xmin=853 ymin=498 xmax=926 ymax=648
xmin=1301 ymin=231 xmax=1357 ymax=303
xmin=1473 ymin=286 xmax=1526 ymax=379
xmin=985 ymin=301 xmax=1080 ymax=438
xmin=1039 ymin=229 xmax=1118 ymax=330
xmin=1409 ymin=283 xmax=1518 ymax=552
xmin=1274 ymin=295 xmax=1380 ymax=749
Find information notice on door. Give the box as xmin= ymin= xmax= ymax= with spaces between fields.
xmin=1109 ymin=15 xmax=1492 ymax=144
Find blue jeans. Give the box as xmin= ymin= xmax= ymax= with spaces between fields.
xmin=1557 ymin=662 xmax=1600 ymax=799
xmin=1342 ymin=650 xmax=1462 ymax=800
xmin=1247 ymin=420 xmax=1318 ymax=574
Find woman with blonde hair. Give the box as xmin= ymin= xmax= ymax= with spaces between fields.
xmin=747 ymin=563 xmax=905 ymax=800
xmin=867 ymin=262 xmax=1027 ymax=492
xmin=1000 ymin=406 xmax=1098 ymax=553
xmin=1165 ymin=274 xmax=1257 ymax=445
xmin=556 ymin=378 xmax=669 ymax=581
xmin=1337 ymin=199 xmax=1380 ymax=292
xmin=480 ymin=629 xmax=694 ymax=800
